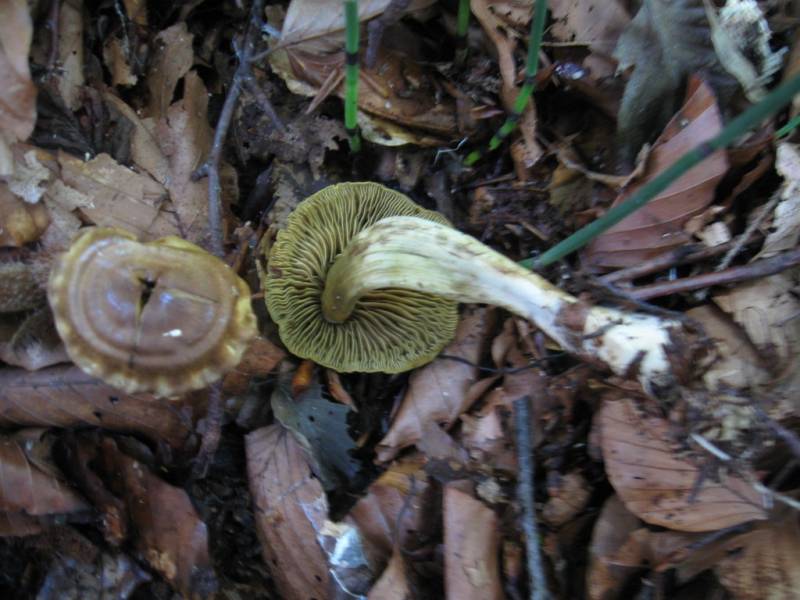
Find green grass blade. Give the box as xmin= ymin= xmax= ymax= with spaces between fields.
xmin=344 ymin=0 xmax=361 ymax=152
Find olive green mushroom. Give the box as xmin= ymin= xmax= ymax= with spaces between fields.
xmin=265 ymin=182 xmax=459 ymax=373
xmin=266 ymin=182 xmax=696 ymax=393
xmin=48 ymin=227 xmax=257 ymax=397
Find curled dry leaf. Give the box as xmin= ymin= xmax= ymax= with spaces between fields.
xmin=756 ymin=142 xmax=800 ymax=259
xmin=0 ymin=0 xmax=36 ymax=174
xmin=376 ymin=307 xmax=495 ymax=463
xmin=599 ymin=397 xmax=767 ymax=532
xmin=0 ymin=433 xmax=87 ymax=518
xmin=444 ymin=484 xmax=503 ymax=600
xmin=246 ymin=425 xmax=330 ymax=600
xmin=100 ymin=438 xmax=217 ymax=599
xmin=585 ymin=78 xmax=730 ymax=269
xmin=0 ymin=366 xmax=195 ymax=448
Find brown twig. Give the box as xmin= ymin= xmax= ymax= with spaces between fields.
xmin=192 ymin=0 xmax=283 ymax=257
xmin=513 ymin=395 xmax=549 ymax=600
xmin=629 ymin=247 xmax=800 ymax=301
xmin=600 ymin=234 xmax=761 ymax=285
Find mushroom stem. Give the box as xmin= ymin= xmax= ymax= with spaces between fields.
xmin=323 ymin=217 xmax=693 ymax=393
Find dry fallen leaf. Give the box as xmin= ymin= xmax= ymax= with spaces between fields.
xmin=146 ymin=22 xmax=194 ymax=120
xmin=0 ymin=365 xmax=195 ymax=448
xmin=368 ymin=547 xmax=411 ymax=600
xmin=599 ymin=397 xmax=767 ymax=532
xmin=443 ymin=483 xmax=503 ymax=600
xmin=0 ymin=0 xmax=36 ymax=175
xmin=585 ymin=78 xmax=730 ymax=269
xmin=100 ymin=438 xmax=217 ymax=599
xmin=246 ymin=425 xmax=331 ymax=600
xmin=586 ymin=494 xmax=642 ymax=600
xmin=376 ymin=307 xmax=495 ymax=462
xmin=54 ymin=0 xmax=85 ymax=111
xmin=0 ymin=432 xmax=88 ymax=517
xmin=549 ymin=0 xmax=630 ymax=56
xmin=0 ymin=184 xmax=50 ymax=246
xmin=714 ymin=508 xmax=800 ymax=600
xmin=543 ymin=471 xmax=592 ymax=527
xmin=757 ymin=142 xmax=800 ymax=259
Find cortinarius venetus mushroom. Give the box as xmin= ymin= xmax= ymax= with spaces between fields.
xmin=48 ymin=227 xmax=257 ymax=396
xmin=267 ymin=182 xmax=698 ymax=394
xmin=265 ymin=182 xmax=458 ymax=372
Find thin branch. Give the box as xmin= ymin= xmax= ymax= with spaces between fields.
xmin=513 ymin=395 xmax=549 ymax=600
xmin=193 ymin=0 xmax=282 ymax=257
xmin=629 ymin=247 xmax=800 ymax=301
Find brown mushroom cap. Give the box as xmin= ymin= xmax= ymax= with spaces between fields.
xmin=48 ymin=227 xmax=257 ymax=396
xmin=265 ymin=182 xmax=458 ymax=373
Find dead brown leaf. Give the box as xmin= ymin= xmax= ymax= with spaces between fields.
xmin=376 ymin=307 xmax=495 ymax=462
xmin=585 ymin=77 xmax=730 ymax=269
xmin=0 ymin=432 xmax=88 ymax=517
xmin=246 ymin=425 xmax=331 ymax=600
xmin=0 ymin=184 xmax=50 ymax=246
xmin=100 ymin=438 xmax=217 ymax=599
xmin=543 ymin=471 xmax=592 ymax=527
xmin=0 ymin=365 xmax=195 ymax=448
xmin=55 ymin=151 xmax=181 ymax=240
xmin=443 ymin=483 xmax=503 ymax=600
xmin=222 ymin=336 xmax=286 ymax=395
xmin=549 ymin=0 xmax=630 ymax=56
xmin=146 ymin=22 xmax=194 ymax=120
xmin=757 ymin=142 xmax=800 ymax=259
xmin=54 ymin=0 xmax=85 ymax=111
xmin=714 ymin=509 xmax=800 ymax=599
xmin=599 ymin=397 xmax=767 ymax=532
xmin=368 ymin=547 xmax=411 ymax=600
xmin=0 ymin=0 xmax=36 ymax=174
xmin=155 ymin=71 xmax=219 ymax=247
xmin=586 ymin=494 xmax=642 ymax=600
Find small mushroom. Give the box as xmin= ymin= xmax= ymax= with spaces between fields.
xmin=268 ymin=183 xmax=698 ymax=393
xmin=265 ymin=182 xmax=459 ymax=373
xmin=48 ymin=227 xmax=257 ymax=396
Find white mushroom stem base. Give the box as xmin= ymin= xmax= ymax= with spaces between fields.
xmin=323 ymin=217 xmax=694 ymax=394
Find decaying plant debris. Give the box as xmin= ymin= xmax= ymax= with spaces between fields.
xmin=2 ymin=0 xmax=800 ymax=598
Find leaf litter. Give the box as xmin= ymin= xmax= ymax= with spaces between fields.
xmin=1 ymin=0 xmax=800 ymax=598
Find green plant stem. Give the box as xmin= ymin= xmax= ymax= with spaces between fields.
xmin=776 ymin=113 xmax=800 ymax=139
xmin=524 ymin=73 xmax=800 ymax=270
xmin=455 ymin=0 xmax=470 ymax=66
xmin=344 ymin=0 xmax=361 ymax=152
xmin=464 ymin=0 xmax=547 ymax=166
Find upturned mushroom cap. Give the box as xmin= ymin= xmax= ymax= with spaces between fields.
xmin=48 ymin=227 xmax=257 ymax=397
xmin=265 ymin=182 xmax=458 ymax=372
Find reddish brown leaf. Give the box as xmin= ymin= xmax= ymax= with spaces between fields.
xmin=586 ymin=495 xmax=642 ymax=600
xmin=584 ymin=78 xmax=730 ymax=269
xmin=101 ymin=438 xmax=217 ymax=599
xmin=443 ymin=483 xmax=503 ymax=600
xmin=0 ymin=433 xmax=87 ymax=517
xmin=376 ymin=307 xmax=495 ymax=462
xmin=543 ymin=471 xmax=592 ymax=527
xmin=246 ymin=425 xmax=330 ymax=600
xmin=599 ymin=398 xmax=767 ymax=532
xmin=368 ymin=547 xmax=411 ymax=600
xmin=221 ymin=336 xmax=286 ymax=395
xmin=0 ymin=366 xmax=195 ymax=448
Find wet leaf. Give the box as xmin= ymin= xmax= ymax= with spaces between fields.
xmin=246 ymin=425 xmax=331 ymax=600
xmin=271 ymin=380 xmax=359 ymax=491
xmin=376 ymin=307 xmax=495 ymax=462
xmin=0 ymin=366 xmax=195 ymax=448
xmin=443 ymin=483 xmax=503 ymax=600
xmin=599 ymin=397 xmax=767 ymax=532
xmin=585 ymin=78 xmax=730 ymax=269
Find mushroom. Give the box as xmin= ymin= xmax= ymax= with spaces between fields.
xmin=266 ymin=182 xmax=698 ymax=393
xmin=265 ymin=182 xmax=459 ymax=373
xmin=48 ymin=227 xmax=257 ymax=397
